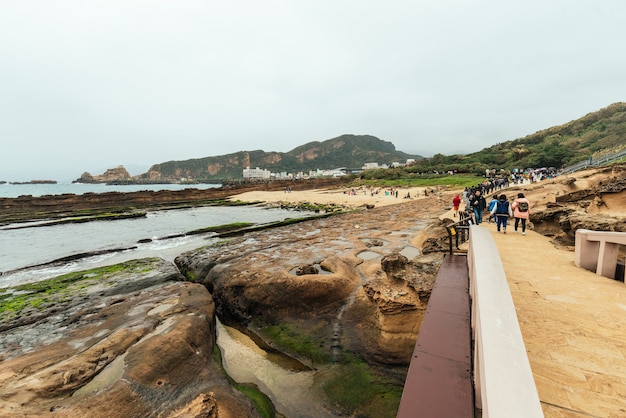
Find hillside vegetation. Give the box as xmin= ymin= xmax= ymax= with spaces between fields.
xmin=404 ymin=102 xmax=626 ymax=176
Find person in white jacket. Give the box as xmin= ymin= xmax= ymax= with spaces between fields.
xmin=490 ymin=194 xmax=513 ymax=233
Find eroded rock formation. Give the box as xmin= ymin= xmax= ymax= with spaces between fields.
xmin=517 ymin=163 xmax=626 ymax=246
xmin=175 ymin=198 xmax=446 ymax=366
xmin=0 ymin=258 xmax=258 ymax=418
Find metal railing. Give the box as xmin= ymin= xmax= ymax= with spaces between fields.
xmin=445 ymin=212 xmax=474 ymax=255
xmin=560 ymin=148 xmax=626 ymax=175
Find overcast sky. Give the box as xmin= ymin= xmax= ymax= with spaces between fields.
xmin=1 ymin=1 xmax=624 ymax=181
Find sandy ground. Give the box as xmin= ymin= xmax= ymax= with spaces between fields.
xmin=230 ymin=186 xmax=447 ymax=209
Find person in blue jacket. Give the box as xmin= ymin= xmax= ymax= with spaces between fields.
xmin=491 ymin=194 xmax=513 ymax=233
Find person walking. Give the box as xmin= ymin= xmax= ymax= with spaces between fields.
xmin=512 ymin=192 xmax=531 ymax=235
xmin=487 ymin=194 xmax=498 ymax=223
xmin=470 ymin=190 xmax=486 ymax=224
xmin=491 ymin=194 xmax=513 ymax=233
xmin=452 ymin=194 xmax=461 ymax=217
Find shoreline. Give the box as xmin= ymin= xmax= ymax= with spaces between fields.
xmin=230 ymin=185 xmax=449 ymax=210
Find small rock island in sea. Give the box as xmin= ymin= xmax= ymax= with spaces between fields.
xmin=9 ymin=179 xmax=57 ymax=184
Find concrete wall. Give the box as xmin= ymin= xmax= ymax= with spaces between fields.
xmin=467 ymin=225 xmax=543 ymax=417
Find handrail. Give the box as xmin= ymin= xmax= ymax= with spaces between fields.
xmin=396 ymin=254 xmax=473 ymax=417
xmin=559 ymin=148 xmax=626 ymax=175
xmin=467 ymin=226 xmax=543 ymax=417
xmin=445 ymin=212 xmax=474 ymax=255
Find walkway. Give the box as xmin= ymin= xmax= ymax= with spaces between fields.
xmin=483 ymin=221 xmax=626 ymax=417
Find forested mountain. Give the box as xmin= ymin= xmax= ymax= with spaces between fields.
xmin=136 ymin=134 xmax=423 ymax=181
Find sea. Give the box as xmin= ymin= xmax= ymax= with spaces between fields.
xmin=0 ymin=181 xmax=221 ymax=198
xmin=0 ymin=182 xmax=314 ymax=288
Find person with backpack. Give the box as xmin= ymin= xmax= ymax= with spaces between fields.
xmin=512 ymin=192 xmax=531 ymax=235
xmin=490 ymin=194 xmax=513 ymax=233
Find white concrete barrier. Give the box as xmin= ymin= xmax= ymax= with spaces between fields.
xmin=575 ymin=229 xmax=626 ymax=279
xmin=467 ymin=225 xmax=543 ymax=417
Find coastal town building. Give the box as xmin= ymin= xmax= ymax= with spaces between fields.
xmin=242 ymin=159 xmax=414 ymax=180
xmin=242 ymin=167 xmax=271 ymax=179
xmin=309 ymin=168 xmax=347 ymax=177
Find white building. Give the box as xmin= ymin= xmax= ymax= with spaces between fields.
xmin=362 ymin=162 xmax=379 ymax=170
xmin=309 ymin=168 xmax=347 ymax=178
xmin=242 ymin=167 xmax=271 ymax=179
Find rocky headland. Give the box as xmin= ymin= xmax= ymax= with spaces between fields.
xmin=0 ymin=164 xmax=624 ymax=417
xmin=73 ymin=166 xmax=133 ymax=184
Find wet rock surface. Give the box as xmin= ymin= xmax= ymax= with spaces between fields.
xmin=175 ymin=198 xmax=447 ymax=367
xmin=0 ymin=258 xmax=258 ymax=418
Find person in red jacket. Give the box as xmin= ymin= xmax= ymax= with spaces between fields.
xmin=512 ymin=192 xmax=531 ymax=235
xmin=452 ymin=194 xmax=461 ymax=217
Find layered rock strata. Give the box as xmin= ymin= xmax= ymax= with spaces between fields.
xmin=0 ymin=258 xmax=259 ymax=418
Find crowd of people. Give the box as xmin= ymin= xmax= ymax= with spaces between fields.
xmin=453 ymin=178 xmax=531 ymax=235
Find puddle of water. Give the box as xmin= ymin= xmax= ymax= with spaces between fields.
xmin=357 ymin=251 xmax=380 ymax=261
xmin=216 ymin=320 xmax=337 ymax=417
xmin=399 ymin=246 xmax=420 ymax=260
xmin=73 ymin=352 xmax=128 ymax=398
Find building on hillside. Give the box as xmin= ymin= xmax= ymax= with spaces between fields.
xmin=392 ymin=159 xmax=416 ymax=167
xmin=363 ymin=162 xmax=379 ymax=170
xmin=362 ymin=162 xmax=389 ymax=170
xmin=243 ymin=167 xmax=271 ymax=179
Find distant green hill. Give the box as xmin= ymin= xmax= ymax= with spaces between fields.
xmin=406 ymin=102 xmax=626 ymax=175
xmin=137 ymin=134 xmax=423 ymax=181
